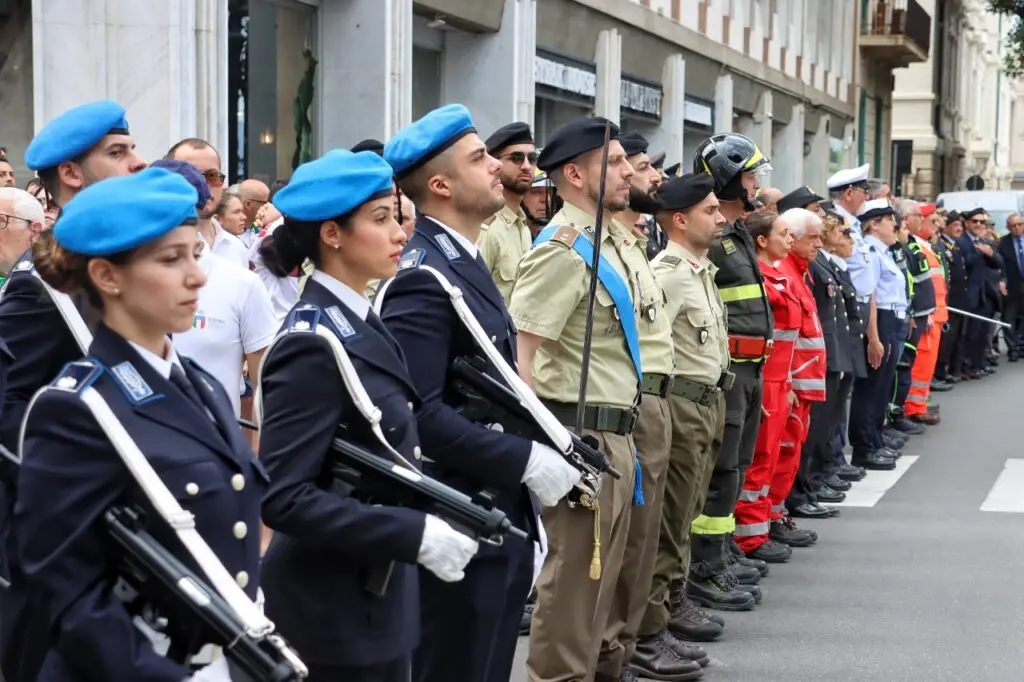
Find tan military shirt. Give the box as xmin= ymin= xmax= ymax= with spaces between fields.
xmin=478 ymin=202 xmax=533 ymax=306
xmin=612 ymin=218 xmax=674 ymax=377
xmin=651 ymin=240 xmax=729 ymax=385
xmin=509 ymin=202 xmax=640 ymax=409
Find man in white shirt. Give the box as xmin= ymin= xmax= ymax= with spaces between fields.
xmin=248 ymin=216 xmax=302 ymax=323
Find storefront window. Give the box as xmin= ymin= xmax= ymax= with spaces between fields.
xmin=228 ymin=0 xmax=318 ymax=185
xmin=0 ymin=0 xmax=35 ymax=185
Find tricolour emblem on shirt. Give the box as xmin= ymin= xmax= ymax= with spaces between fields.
xmin=435 ymin=234 xmax=461 ymax=260
xmin=110 ymin=361 xmax=155 ymax=403
xmin=325 ymin=306 xmax=357 ymax=338
xmin=192 ymin=309 xmax=207 ymax=330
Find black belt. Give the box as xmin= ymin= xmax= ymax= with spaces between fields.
xmin=640 ymin=373 xmax=673 ymax=397
xmin=541 ymin=401 xmax=638 ymax=435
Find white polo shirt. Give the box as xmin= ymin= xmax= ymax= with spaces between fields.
xmin=248 ymin=217 xmax=301 ymax=324
xmin=206 ymin=219 xmax=251 ymax=270
xmin=174 ymin=248 xmax=278 ymax=417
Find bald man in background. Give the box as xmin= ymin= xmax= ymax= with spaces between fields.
xmin=239 ymin=178 xmax=271 ymax=226
xmin=756 ymin=187 xmax=783 ymax=212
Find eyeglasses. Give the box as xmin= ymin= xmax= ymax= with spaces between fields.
xmin=501 ymin=151 xmax=538 ymax=166
xmin=0 ymin=213 xmax=30 ymax=229
xmin=842 ymin=228 xmax=854 ymax=237
xmin=202 ymin=169 xmax=226 ymax=188
xmin=970 ymin=218 xmax=986 ymax=224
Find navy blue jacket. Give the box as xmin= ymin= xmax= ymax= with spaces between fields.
xmin=258 ymin=279 xmax=426 ymax=668
xmin=6 ymin=323 xmax=266 ymax=682
xmin=998 ymin=234 xmax=1024 ymax=297
xmin=957 ymin=233 xmax=1002 ymax=310
xmin=377 ymin=216 xmax=539 ymax=543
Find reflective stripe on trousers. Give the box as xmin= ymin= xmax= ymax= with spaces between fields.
xmin=737 ymin=484 xmax=771 ymax=502
xmin=734 ymin=521 xmax=770 ymax=537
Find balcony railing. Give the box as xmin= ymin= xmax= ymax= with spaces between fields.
xmin=860 ymin=0 xmax=931 ymax=66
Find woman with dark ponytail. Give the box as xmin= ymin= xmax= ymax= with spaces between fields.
xmin=12 ymin=167 xmax=267 ymax=682
xmin=256 ymin=149 xmax=479 ymax=682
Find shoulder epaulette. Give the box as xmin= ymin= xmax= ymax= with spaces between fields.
xmin=398 ymin=248 xmax=426 ymax=271
xmin=659 ymin=255 xmax=682 ymax=267
xmin=11 ymin=259 xmax=34 ymax=274
xmin=285 ymin=303 xmax=321 ymax=332
xmin=549 ymin=224 xmax=581 ymax=248
xmin=50 ymin=359 xmax=103 ymax=393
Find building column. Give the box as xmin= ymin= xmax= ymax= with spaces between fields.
xmin=738 ymin=90 xmax=773 ymax=184
xmin=714 ymin=74 xmax=734 ymax=134
xmin=441 ymin=0 xmax=537 ymax=136
xmin=772 ymin=103 xmax=804 ymax=191
xmin=595 ymin=28 xmax=622 ymax=123
xmin=805 ymin=114 xmax=830 ymax=193
xmin=318 ymin=0 xmax=412 ymax=149
xmin=647 ymin=55 xmax=685 ymax=167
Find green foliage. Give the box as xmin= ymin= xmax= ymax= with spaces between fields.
xmin=292 ymin=47 xmax=318 ymax=171
xmin=988 ymin=0 xmax=1024 ymax=76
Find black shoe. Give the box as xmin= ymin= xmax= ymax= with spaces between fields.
xmin=735 ymin=583 xmax=762 ymax=604
xmin=882 ymin=433 xmax=905 ymax=450
xmin=930 ymin=379 xmax=953 ymax=391
xmin=823 ymin=474 xmax=852 ymax=491
xmin=746 ymin=538 xmax=792 ymax=563
xmin=852 ymin=451 xmax=897 ymax=470
xmin=631 ymin=631 xmax=705 ymax=681
xmin=891 ymin=417 xmax=926 ymax=435
xmin=725 ymin=562 xmax=762 ymax=585
xmin=790 ymin=502 xmax=834 ymax=518
xmin=519 ymin=600 xmax=534 ymax=635
xmin=668 ymin=581 xmax=726 ymax=639
xmin=1009 ymin=352 xmax=1019 ymax=362
xmin=816 ymin=486 xmax=847 ymax=503
xmin=780 ymin=515 xmax=818 ymax=542
xmin=836 ymin=464 xmax=867 ymax=481
xmin=770 ymin=518 xmax=816 ymax=547
xmin=686 ymin=570 xmax=757 ymax=612
xmin=878 ymin=447 xmax=902 ymax=460
xmin=883 ymin=427 xmax=908 ymax=443
xmin=735 ymin=555 xmax=769 ymax=577
xmin=662 ymin=630 xmax=710 ymax=667
xmin=909 ymin=411 xmax=940 ymax=425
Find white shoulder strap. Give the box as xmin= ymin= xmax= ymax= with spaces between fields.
xmin=374 ymin=265 xmax=573 ymax=455
xmin=73 ymin=385 xmax=273 ymax=638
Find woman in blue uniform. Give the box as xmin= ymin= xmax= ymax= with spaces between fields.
xmin=9 ymin=167 xmax=267 ymax=682
xmin=256 ymin=149 xmax=479 ymax=682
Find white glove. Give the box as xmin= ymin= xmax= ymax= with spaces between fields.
xmin=417 ymin=515 xmax=479 ymax=583
xmin=521 ymin=442 xmax=583 ymax=507
xmin=188 ymin=655 xmax=233 ymax=682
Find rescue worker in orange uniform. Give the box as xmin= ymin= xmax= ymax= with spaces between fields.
xmin=905 ymin=203 xmax=946 ymax=425
xmin=771 ymin=208 xmax=829 ymax=542
xmin=734 ymin=210 xmax=799 ymax=563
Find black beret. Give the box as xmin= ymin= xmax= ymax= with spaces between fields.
xmin=664 ymin=162 xmax=682 ymax=178
xmin=818 ymin=200 xmax=835 ymax=212
xmin=650 ymin=151 xmax=666 ymax=170
xmin=777 ymin=186 xmax=824 ymax=213
xmin=963 ymin=207 xmax=987 ymax=219
xmin=485 ymin=122 xmax=534 ymax=155
xmin=947 ymin=211 xmax=962 ymax=223
xmin=537 ymin=116 xmax=620 ymax=172
xmin=655 ymin=172 xmax=715 ymax=212
xmin=351 ymin=139 xmax=385 ymax=156
xmin=618 ymin=130 xmax=649 ymax=157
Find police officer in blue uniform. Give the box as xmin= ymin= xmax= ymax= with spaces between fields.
xmin=7 ymin=167 xmax=265 ymax=682
xmin=256 ymin=149 xmax=479 ymax=682
xmin=376 ymin=104 xmax=579 ymax=682
xmin=0 ymin=100 xmax=147 ymax=449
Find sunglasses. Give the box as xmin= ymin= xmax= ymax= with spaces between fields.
xmin=501 ymin=151 xmax=538 ymax=166
xmin=202 ymin=169 xmax=227 ymax=188
xmin=842 ymin=228 xmax=854 ymax=237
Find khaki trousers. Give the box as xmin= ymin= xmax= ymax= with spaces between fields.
xmin=638 ymin=390 xmax=724 ymax=636
xmin=595 ymin=396 xmax=671 ymax=676
xmin=526 ymin=430 xmax=636 ymax=682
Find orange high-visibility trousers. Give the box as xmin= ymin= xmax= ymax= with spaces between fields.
xmin=906 ymin=322 xmax=942 ymax=416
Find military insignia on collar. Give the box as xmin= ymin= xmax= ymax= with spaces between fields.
xmin=287 ymin=304 xmax=321 ymax=332
xmin=721 ymin=238 xmax=736 ymax=255
xmin=325 ymin=306 xmax=357 ymax=338
xmin=13 ymin=260 xmax=32 ymax=272
xmin=660 ymin=255 xmax=682 ymax=267
xmin=435 ymin=234 xmax=461 ymax=260
xmin=399 ymin=249 xmax=426 ymax=271
xmin=51 ymin=360 xmax=102 ymax=393
xmin=110 ymin=361 xmax=155 ymax=403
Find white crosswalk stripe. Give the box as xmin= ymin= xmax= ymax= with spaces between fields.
xmin=825 ymin=456 xmax=920 ymax=508
xmin=980 ymin=459 xmax=1024 ymax=513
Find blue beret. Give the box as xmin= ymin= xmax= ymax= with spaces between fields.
xmin=25 ymin=100 xmax=130 ymax=171
xmin=384 ymin=104 xmax=476 ymax=179
xmin=148 ymin=159 xmax=212 ymax=209
xmin=55 ymin=167 xmax=199 ymax=256
xmin=274 ymin=149 xmax=395 ymax=222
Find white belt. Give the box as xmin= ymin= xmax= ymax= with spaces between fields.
xmin=878 ymin=304 xmax=907 ymax=320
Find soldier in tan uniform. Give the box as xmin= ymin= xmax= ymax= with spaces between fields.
xmin=509 ymin=117 xmax=639 ymax=682
xmin=597 ymin=132 xmax=704 ymax=682
xmin=478 ymin=122 xmax=536 ymax=304
xmin=635 ymin=174 xmax=739 ymax=664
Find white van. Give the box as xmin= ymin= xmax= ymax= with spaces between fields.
xmin=935 ymin=190 xmax=1024 ymax=235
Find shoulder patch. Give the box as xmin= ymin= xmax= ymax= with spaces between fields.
xmin=659 ymin=255 xmax=682 ymax=267
xmin=550 ymin=225 xmax=581 ymax=248
xmin=109 ymin=361 xmax=156 ymax=404
xmin=324 ymin=305 xmax=358 ymax=339
xmin=721 ymin=238 xmax=736 ymax=255
xmin=50 ymin=360 xmax=103 ymax=393
xmin=285 ymin=303 xmax=321 ymax=332
xmin=434 ymin=234 xmax=461 ymax=260
xmin=12 ymin=260 xmax=33 ymax=273
xmin=398 ymin=248 xmax=426 ymax=271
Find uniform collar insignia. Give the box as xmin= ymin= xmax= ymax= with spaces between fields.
xmin=13 ymin=260 xmax=32 ymax=272
xmin=109 ymin=361 xmax=155 ymax=404
xmin=434 ymin=233 xmax=461 ymax=260
xmin=398 ymin=248 xmax=425 ymax=271
xmin=324 ymin=305 xmax=357 ymax=339
xmin=51 ymin=360 xmax=103 ymax=394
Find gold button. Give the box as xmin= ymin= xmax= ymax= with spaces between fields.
xmin=407 ymin=401 xmax=414 ymax=411
xmin=231 ymin=474 xmax=245 ymax=491
xmin=413 ymin=446 xmax=423 ymax=460
xmin=185 ymin=482 xmax=199 ymax=496
xmin=233 ymin=522 xmax=248 ymax=539
xmin=236 ymin=571 xmax=249 ymax=588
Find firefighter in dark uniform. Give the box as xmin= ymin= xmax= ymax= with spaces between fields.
xmin=935 ymin=212 xmax=968 ymax=382
xmin=8 ymin=168 xmax=267 ymax=682
xmin=688 ymin=133 xmax=774 ymax=607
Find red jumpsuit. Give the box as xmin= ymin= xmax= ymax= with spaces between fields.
xmin=771 ymin=253 xmax=827 ymax=521
xmin=734 ymin=260 xmax=801 ymax=553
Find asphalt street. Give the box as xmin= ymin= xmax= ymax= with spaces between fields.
xmin=513 ymin=362 xmax=1024 ymax=681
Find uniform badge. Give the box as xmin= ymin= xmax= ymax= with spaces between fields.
xmin=13 ymin=260 xmax=32 ymax=272
xmin=434 ymin=234 xmax=461 ymax=260
xmin=192 ymin=309 xmax=207 ymax=330
xmin=698 ymin=328 xmax=709 ymax=345
xmin=645 ymin=305 xmax=657 ymax=323
xmin=398 ymin=249 xmax=425 ymax=271
xmin=659 ymin=255 xmax=682 ymax=267
xmin=325 ymin=306 xmax=357 ymax=338
xmin=110 ymin=361 xmax=155 ymax=403
xmin=51 ymin=360 xmax=103 ymax=393
xmin=721 ymin=238 xmax=736 ymax=255
xmin=287 ymin=304 xmax=321 ymax=332
xmin=828 ymin=283 xmax=837 ymax=298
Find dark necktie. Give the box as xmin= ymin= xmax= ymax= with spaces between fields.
xmin=170 ymin=364 xmax=206 ymax=409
